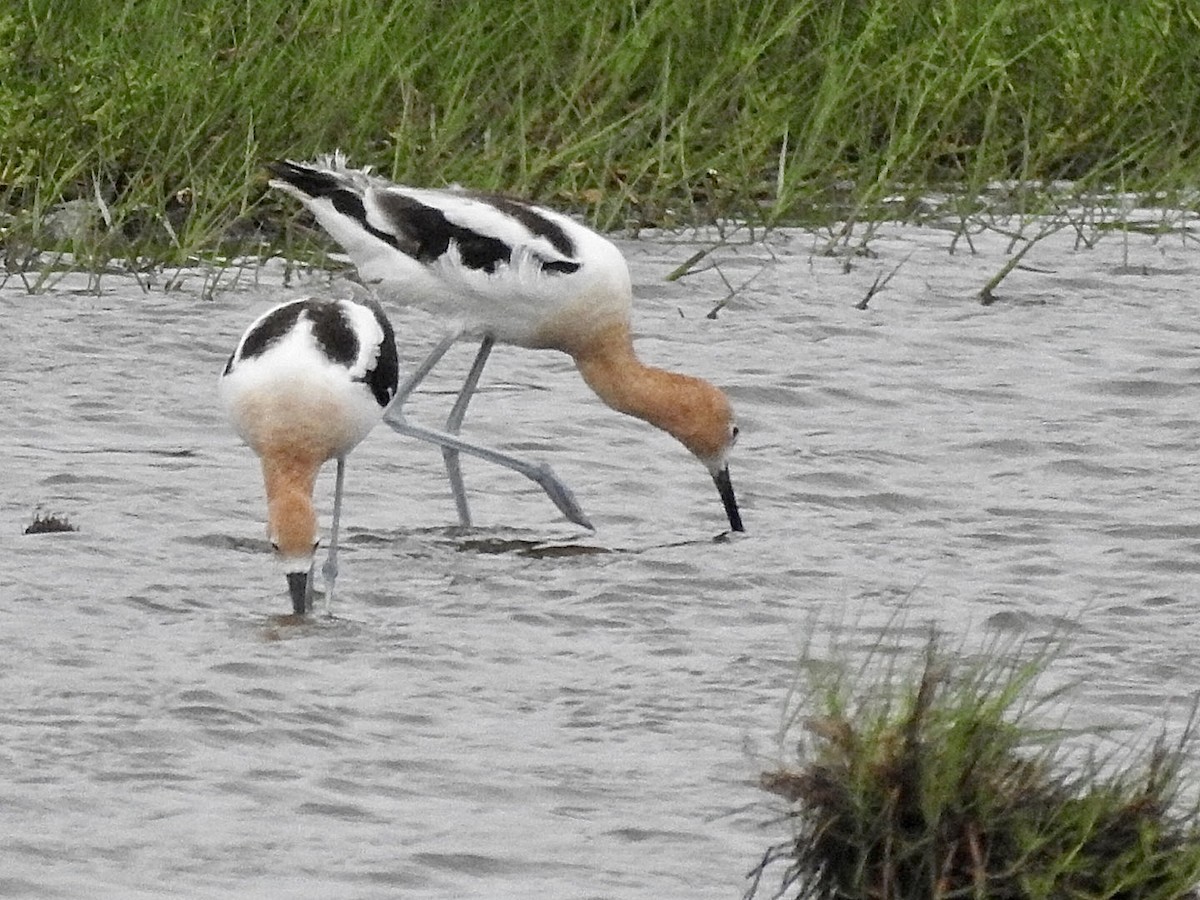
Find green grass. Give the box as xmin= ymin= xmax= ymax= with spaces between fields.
xmin=752 ymin=635 xmax=1200 ymax=900
xmin=3 ymin=0 xmax=1200 ymax=264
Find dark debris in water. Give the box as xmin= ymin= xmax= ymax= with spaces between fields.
xmin=24 ymin=510 xmax=79 ymax=534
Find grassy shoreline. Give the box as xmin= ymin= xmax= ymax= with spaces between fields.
xmin=4 ymin=0 xmax=1200 ymax=263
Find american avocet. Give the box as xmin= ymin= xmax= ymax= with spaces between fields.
xmin=267 ymin=153 xmax=743 ymax=533
xmin=220 ymin=295 xmax=399 ymax=613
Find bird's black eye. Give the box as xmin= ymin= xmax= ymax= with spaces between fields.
xmin=270 ymin=541 xmax=280 ymax=553
xmin=731 ymin=425 xmax=740 ymax=444
xmin=312 ymin=541 xmax=320 ymax=552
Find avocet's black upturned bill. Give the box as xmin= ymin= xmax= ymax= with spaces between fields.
xmin=221 ymin=295 xmax=399 ymax=613
xmin=268 ymin=153 xmax=743 ymax=533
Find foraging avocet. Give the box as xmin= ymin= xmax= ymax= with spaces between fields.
xmin=268 ymin=153 xmax=743 ymax=533
xmin=220 ymin=295 xmax=399 ymax=613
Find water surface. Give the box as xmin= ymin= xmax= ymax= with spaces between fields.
xmin=4 ymin=217 xmax=1200 ymax=897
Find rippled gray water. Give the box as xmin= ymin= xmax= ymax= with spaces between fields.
xmin=4 ymin=217 xmax=1200 ymax=898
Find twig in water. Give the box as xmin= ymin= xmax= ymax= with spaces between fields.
xmin=949 ymin=209 xmax=979 ymax=256
xmin=818 ymin=219 xmax=855 ymax=258
xmin=978 ymin=210 xmax=1072 ymax=305
xmin=666 ymin=247 xmax=713 ymax=281
xmin=704 ymin=250 xmax=775 ymax=319
xmin=23 ymin=251 xmax=69 ymax=295
xmin=124 ymin=256 xmax=152 ymax=294
xmin=856 ymin=252 xmax=912 ymax=310
xmin=979 ymin=239 xmax=1037 ymax=305
xmin=743 ymin=842 xmax=796 ymax=900
xmin=200 ymin=265 xmax=224 ymax=302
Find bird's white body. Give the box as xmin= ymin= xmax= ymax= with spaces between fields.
xmin=221 ymin=299 xmax=390 ymax=460
xmin=271 ymin=154 xmax=632 ymax=351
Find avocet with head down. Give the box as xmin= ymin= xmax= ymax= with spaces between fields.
xmin=221 ymin=294 xmax=399 ymax=613
xmin=268 ymin=153 xmax=743 ymax=534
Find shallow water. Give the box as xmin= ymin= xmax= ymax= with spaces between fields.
xmin=4 ymin=217 xmax=1200 ymax=897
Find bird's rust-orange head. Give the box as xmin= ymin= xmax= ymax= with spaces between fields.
xmin=656 ymin=374 xmax=738 ymax=471
xmin=267 ymin=489 xmax=318 ymax=565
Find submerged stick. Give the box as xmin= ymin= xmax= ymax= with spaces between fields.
xmin=856 ymin=252 xmax=912 ymax=310
xmin=707 ymin=258 xmax=770 ymax=319
xmin=979 ymin=211 xmax=1071 ymax=305
xmin=666 ymin=248 xmax=712 ymax=281
xmin=978 ymin=238 xmax=1038 ymax=305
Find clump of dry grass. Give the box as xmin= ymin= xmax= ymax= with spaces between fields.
xmin=751 ymin=637 xmax=1200 ymax=900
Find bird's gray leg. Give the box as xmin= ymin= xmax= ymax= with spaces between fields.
xmin=384 ymin=328 xmax=470 ymax=524
xmin=389 ymin=328 xmax=464 ymax=412
xmin=320 ymin=455 xmax=347 ymax=616
xmin=440 ymin=336 xmax=494 ymax=528
xmin=383 ymin=332 xmax=593 ymax=530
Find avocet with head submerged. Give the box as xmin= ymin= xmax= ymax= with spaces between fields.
xmin=221 ymin=294 xmax=399 ymax=613
xmin=268 ymin=153 xmax=743 ymax=533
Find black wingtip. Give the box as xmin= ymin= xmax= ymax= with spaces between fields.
xmin=265 ymin=158 xmax=300 ymax=181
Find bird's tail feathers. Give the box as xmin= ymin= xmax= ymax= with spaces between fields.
xmin=266 ymin=152 xmax=375 ymax=200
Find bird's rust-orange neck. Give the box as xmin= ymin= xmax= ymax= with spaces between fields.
xmin=260 ymin=448 xmax=321 ymax=561
xmin=571 ymin=324 xmax=733 ymax=464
